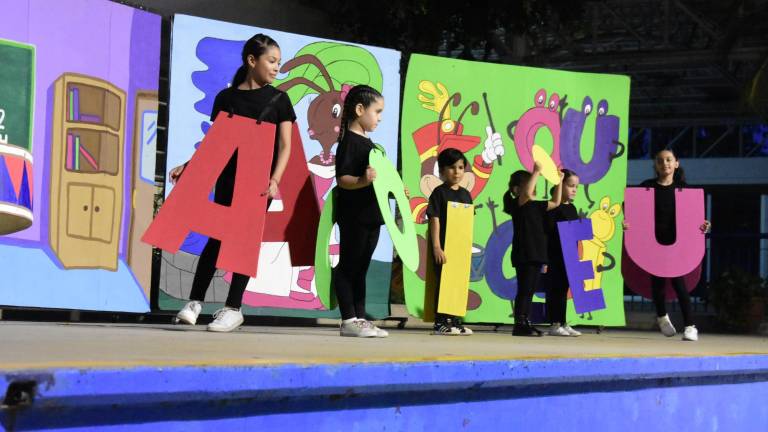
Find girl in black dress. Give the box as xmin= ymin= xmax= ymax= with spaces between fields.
xmin=171 ymin=34 xmax=296 ymax=333
xmin=503 ymin=162 xmax=564 ymax=336
xmin=544 ymin=169 xmax=582 ymax=337
xmin=636 ymin=149 xmax=710 ymax=341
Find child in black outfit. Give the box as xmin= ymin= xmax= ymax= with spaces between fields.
xmin=545 ymin=169 xmax=582 ymax=337
xmin=334 ymin=84 xmax=390 ymax=338
xmin=426 ymin=148 xmax=474 ymax=336
xmin=503 ymin=162 xmax=563 ymax=336
xmin=636 ymin=148 xmax=710 ymax=341
xmin=171 ymin=34 xmax=296 ymax=333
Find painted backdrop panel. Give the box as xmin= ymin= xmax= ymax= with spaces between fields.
xmin=0 ymin=0 xmax=160 ymax=312
xmin=161 ymin=15 xmax=401 ymax=318
xmin=401 ymin=54 xmax=629 ymax=326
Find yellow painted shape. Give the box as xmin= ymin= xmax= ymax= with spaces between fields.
xmin=532 ymin=144 xmax=560 ymax=185
xmin=581 ymin=196 xmax=623 ymax=291
xmin=437 ymin=202 xmax=474 ymax=317
xmin=580 ymin=239 xmax=604 ymax=291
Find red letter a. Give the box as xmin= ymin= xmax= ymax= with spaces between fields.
xmin=142 ymin=113 xmax=274 ymax=277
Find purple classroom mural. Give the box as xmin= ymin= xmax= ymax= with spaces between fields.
xmin=0 ymin=0 xmax=161 ymax=312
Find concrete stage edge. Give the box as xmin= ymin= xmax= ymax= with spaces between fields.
xmin=1 ymin=324 xmax=767 ymax=430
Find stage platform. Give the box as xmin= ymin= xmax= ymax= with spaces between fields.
xmin=2 ymin=321 xmax=768 ymax=430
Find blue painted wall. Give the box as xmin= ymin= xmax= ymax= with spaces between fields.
xmin=2 ymin=355 xmax=768 ymax=431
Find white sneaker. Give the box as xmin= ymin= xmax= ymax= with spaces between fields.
xmin=207 ymin=307 xmax=244 ymax=332
xmin=548 ymin=324 xmax=571 ymax=337
xmin=682 ymin=325 xmax=698 ymax=341
xmin=456 ymin=325 xmax=473 ymax=336
xmin=340 ymin=319 xmax=377 ymax=337
xmin=657 ymin=314 xmax=677 ymax=337
xmin=175 ymin=300 xmax=202 ymax=325
xmin=358 ymin=319 xmax=388 ymax=338
xmin=563 ymin=325 xmax=582 ymax=337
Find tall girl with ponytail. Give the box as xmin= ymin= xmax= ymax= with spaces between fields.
xmin=637 ymin=148 xmax=710 ymax=341
xmin=171 ymin=34 xmax=297 ymax=333
xmin=333 ymin=84 xmax=391 ymax=338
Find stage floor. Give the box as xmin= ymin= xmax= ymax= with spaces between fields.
xmin=2 ymin=321 xmax=767 ymax=370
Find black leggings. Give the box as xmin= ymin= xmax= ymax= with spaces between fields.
xmin=334 ymin=221 xmax=380 ymax=320
xmin=514 ymin=263 xmax=542 ymax=322
xmin=188 ymin=152 xmax=269 ymax=309
xmin=546 ymin=266 xmax=568 ymax=325
xmin=651 ymin=275 xmax=694 ymax=327
xmin=189 ymin=238 xmax=250 ymax=308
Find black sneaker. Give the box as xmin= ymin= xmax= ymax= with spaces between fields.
xmin=512 ymin=321 xmax=543 ymax=337
xmin=433 ymin=318 xmax=461 ymax=336
xmin=526 ymin=319 xmax=543 ymax=336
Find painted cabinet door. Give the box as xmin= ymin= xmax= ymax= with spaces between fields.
xmin=66 ymin=184 xmax=92 ymax=239
xmin=91 ymin=186 xmax=115 ymax=243
xmin=49 ymin=74 xmax=124 ymax=271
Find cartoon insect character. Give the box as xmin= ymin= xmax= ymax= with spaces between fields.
xmin=409 ymin=81 xmax=504 ymax=311
xmin=274 ymin=43 xmax=384 ymax=205
xmin=409 ymin=81 xmax=504 ymax=224
xmin=560 ymin=97 xmax=625 ymax=208
xmin=275 ymin=55 xmax=346 ymax=203
xmin=580 ymin=196 xmax=622 ymax=291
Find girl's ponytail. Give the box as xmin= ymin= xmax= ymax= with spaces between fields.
xmin=231 ymin=65 xmax=248 ymax=89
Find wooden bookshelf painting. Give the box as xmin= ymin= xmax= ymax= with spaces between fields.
xmin=49 ymin=73 xmax=125 ymax=271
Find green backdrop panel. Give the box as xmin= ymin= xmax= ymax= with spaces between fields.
xmin=400 ymin=54 xmax=630 ymax=326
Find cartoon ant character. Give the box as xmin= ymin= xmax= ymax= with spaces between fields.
xmin=409 ymin=81 xmax=504 ymax=223
xmin=409 ymin=81 xmax=504 ymax=311
xmin=275 ymin=54 xmax=353 ymax=203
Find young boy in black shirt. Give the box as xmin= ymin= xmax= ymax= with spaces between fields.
xmin=426 ymin=148 xmax=474 ymax=335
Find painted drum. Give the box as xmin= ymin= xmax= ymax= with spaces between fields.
xmin=0 ymin=144 xmax=33 ymax=235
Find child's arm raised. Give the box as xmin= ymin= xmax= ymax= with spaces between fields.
xmin=547 ymin=170 xmax=565 ymax=210
xmin=430 ymin=217 xmax=447 ymax=265
xmin=518 ymin=162 xmax=542 ymax=206
xmin=337 ymin=166 xmax=377 ymax=190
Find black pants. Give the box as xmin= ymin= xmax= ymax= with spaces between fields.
xmin=546 ymin=265 xmax=568 ymax=325
xmin=514 ymin=263 xmax=542 ymax=321
xmin=334 ymin=221 xmax=380 ymax=320
xmin=189 ymin=238 xmax=250 ymax=308
xmin=651 ymin=275 xmax=693 ymax=327
xmin=188 ymin=152 xmax=269 ymax=309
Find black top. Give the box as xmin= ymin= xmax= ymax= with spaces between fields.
xmin=335 ymin=131 xmax=384 ymax=226
xmin=503 ymin=194 xmax=549 ymax=266
xmin=210 ymin=86 xmax=296 ymax=188
xmin=639 ymin=178 xmax=686 ymax=245
xmin=546 ymin=203 xmax=579 ymax=270
xmin=426 ymin=183 xmax=474 ymax=249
